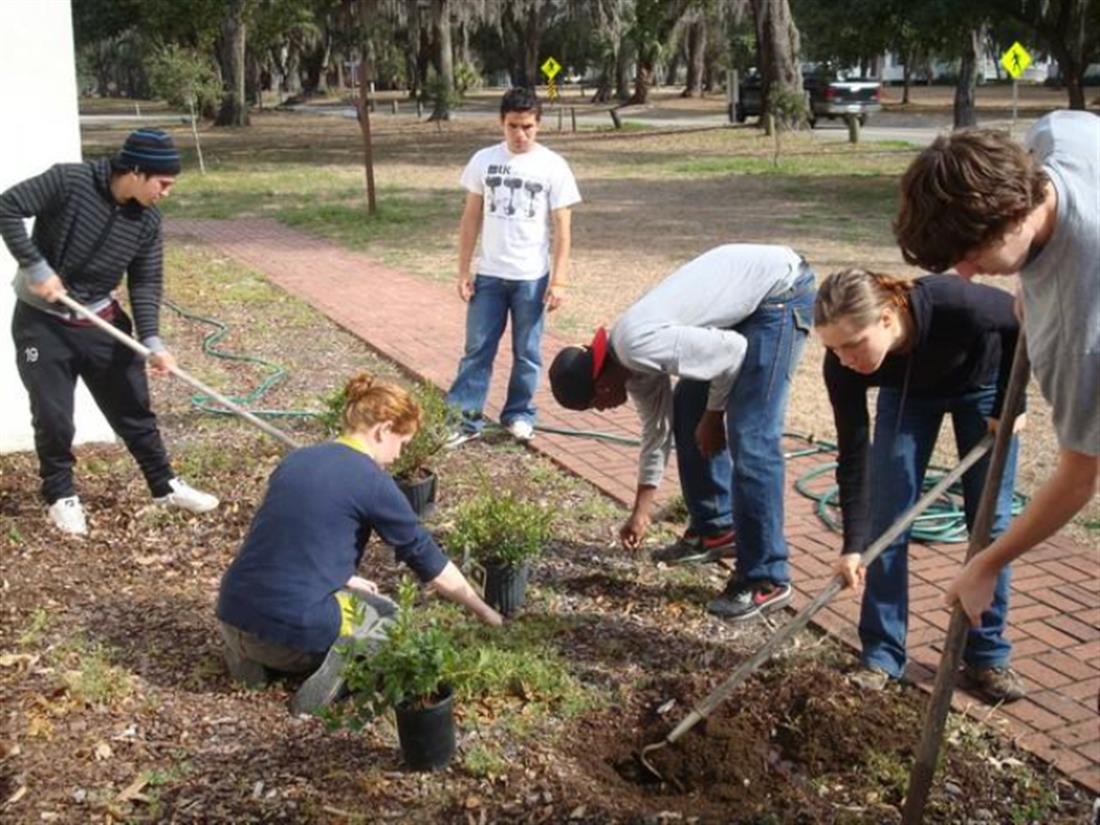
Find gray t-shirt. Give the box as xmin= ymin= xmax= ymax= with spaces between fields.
xmin=610 ymin=243 xmax=805 ymax=487
xmin=1022 ymin=111 xmax=1100 ymax=456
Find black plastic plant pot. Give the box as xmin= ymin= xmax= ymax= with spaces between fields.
xmin=482 ymin=560 xmax=530 ymax=616
xmin=395 ymin=686 xmax=456 ymax=771
xmin=397 ymin=471 xmax=437 ymax=519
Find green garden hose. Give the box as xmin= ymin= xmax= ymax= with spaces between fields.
xmin=164 ymin=299 xmax=321 ymax=420
xmin=789 ymin=440 xmax=1028 ymax=544
xmin=165 ymin=300 xmax=1026 ymax=543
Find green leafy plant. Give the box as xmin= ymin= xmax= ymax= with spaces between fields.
xmin=320 ymin=382 xmax=449 ymax=480
xmin=421 ymin=67 xmax=461 ymax=122
xmin=448 ymin=491 xmax=553 ymax=566
xmin=338 ymin=579 xmax=457 ymax=730
xmin=453 ymin=61 xmax=482 ymax=97
xmin=390 ymin=382 xmax=451 ymax=482
xmin=317 ymin=386 xmax=346 ymax=437
xmin=147 ymin=45 xmax=220 ymax=174
xmin=767 ymin=86 xmax=810 ymax=167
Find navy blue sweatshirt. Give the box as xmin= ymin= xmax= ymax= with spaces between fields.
xmin=0 ymin=159 xmax=166 ymax=348
xmin=824 ymin=275 xmax=1020 ymax=555
xmin=217 ymin=442 xmax=449 ymax=652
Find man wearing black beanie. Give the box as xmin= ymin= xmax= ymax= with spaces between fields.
xmin=0 ymin=128 xmax=218 ymax=536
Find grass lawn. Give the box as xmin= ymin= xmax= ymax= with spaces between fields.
xmin=79 ymin=107 xmax=1098 ymax=537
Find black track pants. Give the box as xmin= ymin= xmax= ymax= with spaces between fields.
xmin=12 ymin=301 xmax=174 ymax=503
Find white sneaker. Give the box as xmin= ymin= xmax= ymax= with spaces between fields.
xmin=444 ymin=428 xmax=481 ymax=450
xmin=506 ymin=419 xmax=535 ymax=442
xmin=155 ymin=478 xmax=219 ymax=513
xmin=48 ymin=496 xmax=87 ymax=536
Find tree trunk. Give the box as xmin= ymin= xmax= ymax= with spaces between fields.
xmin=414 ymin=18 xmax=431 ymax=97
xmin=953 ymin=27 xmax=982 ymax=129
xmin=1050 ymin=46 xmax=1087 ymax=110
xmin=628 ymin=49 xmax=656 ymax=105
xmin=750 ymin=0 xmax=805 ymax=125
xmin=901 ymin=50 xmax=912 ymax=105
xmin=216 ymin=0 xmax=249 ymax=126
xmin=523 ymin=12 xmax=540 ymax=89
xmin=428 ymin=0 xmax=454 ymax=120
xmin=665 ymin=49 xmax=681 ymax=86
xmin=432 ymin=0 xmax=453 ymax=88
xmin=682 ymin=17 xmax=706 ymax=97
xmin=458 ymin=20 xmax=471 ymax=67
xmin=247 ymin=52 xmax=264 ymax=108
xmin=308 ymin=32 xmax=332 ymax=95
xmin=615 ymin=39 xmax=631 ymax=101
xmin=357 ymin=0 xmax=378 ymax=215
xmin=285 ymin=47 xmax=303 ymax=96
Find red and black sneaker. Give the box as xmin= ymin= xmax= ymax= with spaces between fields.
xmin=707 ymin=578 xmax=792 ymax=621
xmin=651 ymin=528 xmax=736 ymax=565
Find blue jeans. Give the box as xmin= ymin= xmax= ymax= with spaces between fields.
xmin=446 ymin=274 xmax=548 ymax=432
xmin=672 ymin=270 xmax=815 ymax=584
xmin=861 ymin=385 xmax=1017 ymax=678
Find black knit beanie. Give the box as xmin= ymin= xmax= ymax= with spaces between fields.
xmin=112 ymin=129 xmax=182 ymax=176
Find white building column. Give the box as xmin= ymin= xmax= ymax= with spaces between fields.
xmin=0 ymin=0 xmax=114 ymax=452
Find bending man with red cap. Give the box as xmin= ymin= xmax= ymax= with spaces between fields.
xmin=548 ymin=244 xmax=815 ymax=621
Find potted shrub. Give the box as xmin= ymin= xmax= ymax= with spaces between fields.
xmin=339 ymin=579 xmax=458 ymax=771
xmin=389 ymin=382 xmax=451 ymax=518
xmin=449 ymin=492 xmax=553 ymax=616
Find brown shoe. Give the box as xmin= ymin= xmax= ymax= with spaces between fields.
xmin=963 ymin=664 xmax=1026 ymax=704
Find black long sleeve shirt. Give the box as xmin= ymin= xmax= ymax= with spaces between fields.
xmin=824 ymin=275 xmax=1020 ymax=554
xmin=0 ymin=159 xmax=165 ymax=347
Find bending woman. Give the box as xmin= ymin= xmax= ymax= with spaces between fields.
xmin=217 ymin=374 xmax=501 ymax=714
xmin=814 ymin=269 xmax=1024 ymax=704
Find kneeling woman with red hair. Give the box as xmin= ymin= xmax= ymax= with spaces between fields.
xmin=216 ymin=373 xmax=501 ymax=714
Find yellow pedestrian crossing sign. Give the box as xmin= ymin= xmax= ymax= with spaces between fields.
xmin=1001 ymin=42 xmax=1032 ymax=80
xmin=541 ymin=57 xmax=562 ymax=80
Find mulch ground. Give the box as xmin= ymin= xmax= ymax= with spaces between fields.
xmin=1 ymin=243 xmax=1091 ymax=823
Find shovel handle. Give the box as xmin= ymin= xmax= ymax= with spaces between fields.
xmin=663 ymin=433 xmax=995 ymax=747
xmin=55 ymin=294 xmax=301 ymax=450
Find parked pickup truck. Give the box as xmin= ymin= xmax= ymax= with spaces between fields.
xmin=735 ymin=69 xmax=882 ymax=127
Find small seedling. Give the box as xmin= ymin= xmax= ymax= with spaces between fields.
xmin=463 ymin=745 xmax=508 ymax=778
xmin=18 ymin=607 xmax=50 ymax=647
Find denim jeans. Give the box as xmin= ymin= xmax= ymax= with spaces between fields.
xmin=861 ymin=384 xmax=1018 ymax=678
xmin=446 ymin=274 xmax=548 ymax=432
xmin=672 ymin=270 xmax=815 ymax=584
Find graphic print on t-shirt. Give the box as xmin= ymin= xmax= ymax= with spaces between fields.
xmin=485 ymin=163 xmax=546 ymax=221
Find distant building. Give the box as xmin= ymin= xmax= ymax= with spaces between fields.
xmin=0 ymin=1 xmax=114 ymax=452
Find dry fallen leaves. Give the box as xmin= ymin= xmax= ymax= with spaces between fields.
xmin=115 ymin=773 xmax=151 ymax=804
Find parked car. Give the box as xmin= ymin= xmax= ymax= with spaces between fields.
xmin=735 ymin=69 xmax=882 ymax=127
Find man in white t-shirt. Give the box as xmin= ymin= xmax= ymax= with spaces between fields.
xmin=445 ymin=88 xmax=581 ymax=446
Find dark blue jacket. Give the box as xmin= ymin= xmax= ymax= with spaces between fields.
xmin=217 ymin=442 xmax=449 ymax=652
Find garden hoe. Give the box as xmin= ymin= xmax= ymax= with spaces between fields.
xmin=637 ymin=433 xmax=995 ymax=784
xmin=56 ymin=294 xmax=301 ymax=450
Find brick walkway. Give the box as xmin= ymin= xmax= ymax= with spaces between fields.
xmin=167 ymin=218 xmax=1099 ymax=793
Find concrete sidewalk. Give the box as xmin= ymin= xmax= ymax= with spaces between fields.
xmin=168 ymin=217 xmax=1099 ymax=793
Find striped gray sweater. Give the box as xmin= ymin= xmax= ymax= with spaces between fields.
xmin=0 ymin=158 xmax=165 ymax=349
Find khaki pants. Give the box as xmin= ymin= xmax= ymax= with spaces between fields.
xmin=219 ymin=591 xmax=397 ymax=678
xmin=219 ymin=622 xmax=325 ymax=676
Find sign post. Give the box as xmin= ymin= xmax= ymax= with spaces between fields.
xmin=1000 ymin=41 xmax=1032 ymax=136
xmin=541 ymin=56 xmax=563 ymax=130
xmin=541 ymin=56 xmax=562 ymax=102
